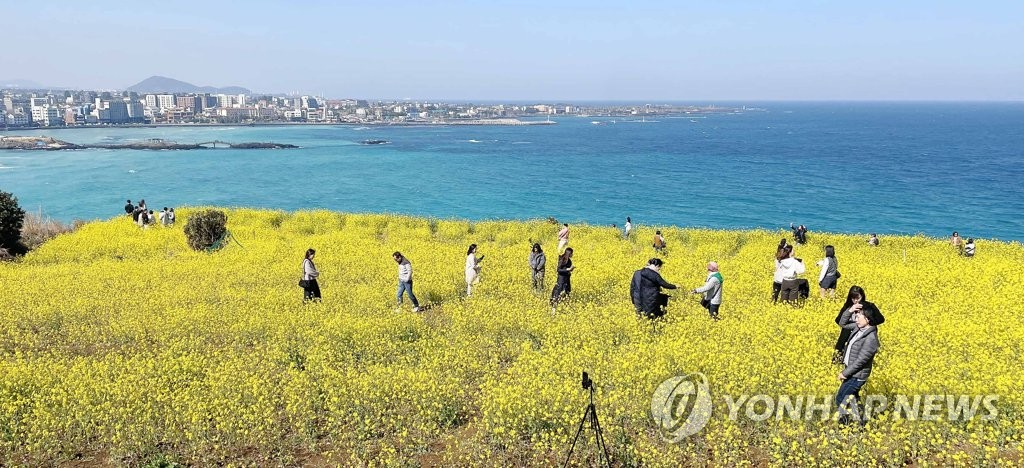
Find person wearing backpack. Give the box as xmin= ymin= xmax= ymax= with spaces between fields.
xmin=300 ymin=248 xmax=321 ymax=302
xmin=691 ymin=261 xmax=723 ymax=320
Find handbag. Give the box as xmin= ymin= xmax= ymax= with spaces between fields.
xmin=298 ymin=279 xmax=310 ymax=288
xmin=835 ymin=270 xmax=842 ymax=279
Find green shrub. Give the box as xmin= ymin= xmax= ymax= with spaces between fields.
xmin=183 ymin=209 xmax=228 ymax=251
xmin=0 ymin=190 xmax=26 ymax=254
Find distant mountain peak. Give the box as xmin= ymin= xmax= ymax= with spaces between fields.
xmin=0 ymin=79 xmax=45 ymax=89
xmin=126 ymin=76 xmax=251 ymax=94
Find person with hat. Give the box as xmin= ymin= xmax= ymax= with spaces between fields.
xmin=691 ymin=261 xmax=724 ymax=320
xmin=630 ymin=258 xmax=678 ymax=319
xmin=835 ymin=287 xmax=884 ymax=425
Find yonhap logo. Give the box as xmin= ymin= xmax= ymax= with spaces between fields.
xmin=651 ymin=373 xmax=713 ymax=442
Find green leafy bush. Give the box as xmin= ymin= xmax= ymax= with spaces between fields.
xmin=0 ymin=190 xmax=26 ymax=254
xmin=183 ymin=209 xmax=227 ymax=251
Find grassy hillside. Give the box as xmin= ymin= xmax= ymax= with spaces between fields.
xmin=1 ymin=209 xmax=1021 ymax=466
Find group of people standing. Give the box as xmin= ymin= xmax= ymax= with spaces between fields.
xmin=772 ymin=236 xmax=841 ymax=304
xmin=295 ymin=218 xmax=895 ymax=426
xmin=124 ymin=199 xmax=175 ymax=228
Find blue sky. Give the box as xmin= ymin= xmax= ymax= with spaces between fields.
xmin=5 ymin=1 xmax=1022 ymax=100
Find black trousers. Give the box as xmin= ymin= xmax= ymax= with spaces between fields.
xmin=550 ymin=276 xmax=571 ymax=305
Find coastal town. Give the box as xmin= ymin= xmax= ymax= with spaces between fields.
xmin=1 ymin=77 xmax=751 ymax=129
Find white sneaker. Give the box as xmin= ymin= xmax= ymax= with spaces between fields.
xmin=413 ymin=306 xmax=420 ymax=312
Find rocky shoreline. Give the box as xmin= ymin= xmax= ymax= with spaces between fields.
xmin=0 ymin=136 xmax=298 ymax=151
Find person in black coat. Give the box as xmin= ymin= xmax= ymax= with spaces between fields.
xmin=550 ymin=248 xmax=574 ymax=312
xmin=631 ymin=258 xmax=678 ymax=319
xmin=832 ymin=285 xmax=884 ymax=364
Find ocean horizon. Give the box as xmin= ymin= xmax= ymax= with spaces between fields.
xmin=2 ymin=102 xmax=1022 ymax=241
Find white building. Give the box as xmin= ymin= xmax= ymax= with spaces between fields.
xmin=31 ymin=105 xmax=63 ymax=126
xmin=145 ymin=94 xmax=158 ymax=108
xmin=157 ymin=94 xmax=175 ymax=109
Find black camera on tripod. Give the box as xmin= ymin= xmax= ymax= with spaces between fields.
xmin=564 ymin=370 xmax=611 ymax=467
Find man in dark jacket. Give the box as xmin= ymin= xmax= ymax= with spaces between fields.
xmin=630 ymin=258 xmax=677 ymax=319
xmin=835 ymin=303 xmax=883 ymax=425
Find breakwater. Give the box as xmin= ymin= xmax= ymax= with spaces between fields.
xmin=0 ymin=136 xmax=297 ymax=150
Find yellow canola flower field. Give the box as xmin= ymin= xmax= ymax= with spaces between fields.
xmin=1 ymin=208 xmax=1022 ymax=466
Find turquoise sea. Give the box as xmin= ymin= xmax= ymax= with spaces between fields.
xmin=1 ymin=102 xmax=1022 ymax=241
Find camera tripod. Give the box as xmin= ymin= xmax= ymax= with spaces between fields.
xmin=563 ymin=374 xmax=611 ymax=468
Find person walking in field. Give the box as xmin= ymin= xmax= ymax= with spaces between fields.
xmin=124 ymin=199 xmax=134 ymax=217
xmin=817 ymin=245 xmax=840 ymax=299
xmin=159 ymin=207 xmax=170 ymax=226
xmin=550 ymin=248 xmax=574 ymax=312
xmin=167 ymin=208 xmax=176 ymax=225
xmin=951 ymin=231 xmax=963 ymax=255
xmin=301 ymin=248 xmax=321 ymax=302
xmin=557 ymin=223 xmax=570 ymax=253
xmin=835 ymin=292 xmax=883 ymax=425
xmin=691 ymin=261 xmax=723 ymax=320
xmin=528 ymin=243 xmax=546 ymax=292
xmin=393 ymin=251 xmax=420 ymax=311
xmin=624 ymin=217 xmax=632 ymax=239
xmin=631 ymin=258 xmax=677 ymax=319
xmin=465 ymin=244 xmax=484 ymax=296
xmin=653 ymin=230 xmax=666 ymax=252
